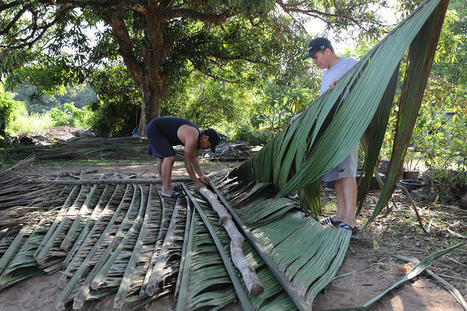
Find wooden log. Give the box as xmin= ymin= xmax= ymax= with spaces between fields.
xmin=199 ymin=187 xmax=264 ymax=296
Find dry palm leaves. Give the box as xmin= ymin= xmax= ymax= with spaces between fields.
xmin=0 ymin=170 xmax=464 ymax=310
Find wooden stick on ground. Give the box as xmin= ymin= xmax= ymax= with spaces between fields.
xmin=398 ymin=184 xmax=428 ymax=234
xmin=199 ymin=187 xmax=264 ymax=296
xmin=395 ymin=255 xmax=467 ymax=311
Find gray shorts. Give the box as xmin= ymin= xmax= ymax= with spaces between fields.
xmin=322 ymin=145 xmax=358 ymax=182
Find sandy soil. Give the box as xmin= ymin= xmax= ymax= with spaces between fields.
xmin=0 ymin=160 xmax=465 ymax=311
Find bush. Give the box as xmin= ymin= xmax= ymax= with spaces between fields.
xmin=5 ymin=101 xmax=52 ymax=135
xmin=50 ymin=102 xmax=93 ymax=128
xmin=0 ymin=85 xmax=17 ymax=138
xmin=424 ymin=168 xmax=466 ymax=203
xmin=232 ymin=123 xmax=271 ymax=146
xmin=89 ymin=66 xmax=141 ymax=137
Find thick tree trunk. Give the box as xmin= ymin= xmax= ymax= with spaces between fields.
xmin=105 ymin=8 xmax=170 ymax=138
xmin=139 ymin=74 xmax=166 ymax=137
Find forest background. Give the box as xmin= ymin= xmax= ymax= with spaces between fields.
xmin=0 ymin=0 xmax=465 ymax=203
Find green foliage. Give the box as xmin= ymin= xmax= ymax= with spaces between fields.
xmin=413 ymin=79 xmax=465 ymax=171
xmin=232 ymin=123 xmax=272 ymax=145
xmin=11 ymin=83 xmax=97 ymax=113
xmin=431 ymin=0 xmax=466 ymax=86
xmin=0 ymin=84 xmax=17 ymax=137
xmin=49 ymin=102 xmax=93 ymax=128
xmin=164 ymin=75 xmax=244 ymax=128
xmin=381 ymin=75 xmax=465 ymax=172
xmin=424 ymin=168 xmax=466 ymax=203
xmin=89 ymin=66 xmax=141 ymax=137
xmin=5 ymin=101 xmax=52 ymax=136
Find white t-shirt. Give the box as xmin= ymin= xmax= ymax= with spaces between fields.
xmin=320 ymin=57 xmax=358 ymax=95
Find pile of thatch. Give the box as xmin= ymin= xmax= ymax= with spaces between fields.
xmin=0 ymin=166 xmax=353 ymax=310
xmin=3 ymin=136 xmax=255 ymax=163
xmin=1 ymin=167 xmax=464 ymax=311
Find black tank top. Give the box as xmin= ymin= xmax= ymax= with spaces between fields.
xmin=148 ymin=117 xmax=199 ymax=146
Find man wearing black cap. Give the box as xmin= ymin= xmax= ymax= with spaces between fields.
xmin=146 ymin=116 xmax=221 ymax=198
xmin=296 ymin=37 xmax=359 ymax=233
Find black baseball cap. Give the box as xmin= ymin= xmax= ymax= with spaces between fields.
xmin=304 ymin=37 xmax=332 ymax=59
xmin=203 ymin=128 xmax=221 ymax=153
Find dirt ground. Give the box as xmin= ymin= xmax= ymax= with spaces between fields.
xmin=0 ymin=159 xmax=465 ymax=311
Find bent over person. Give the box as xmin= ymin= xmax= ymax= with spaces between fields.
xmin=146 ymin=116 xmax=221 ymax=198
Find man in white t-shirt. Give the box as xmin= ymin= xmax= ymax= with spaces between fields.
xmin=294 ymin=37 xmax=359 ymax=234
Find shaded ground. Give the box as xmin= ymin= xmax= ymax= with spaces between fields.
xmin=0 ymin=155 xmax=465 ymax=310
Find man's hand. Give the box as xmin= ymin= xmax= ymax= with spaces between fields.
xmin=194 ymin=181 xmax=206 ymax=192
xmin=290 ymin=112 xmax=302 ymax=124
xmin=199 ymin=175 xmax=210 ymax=183
xmin=329 ymin=79 xmax=338 ymax=90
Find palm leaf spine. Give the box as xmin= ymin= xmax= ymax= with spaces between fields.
xmin=35 ymin=185 xmax=89 ymax=265
xmin=208 ymin=181 xmax=311 ymax=311
xmin=0 ymin=225 xmax=30 ymax=273
xmin=62 ymin=184 xmax=113 ymax=267
xmin=91 ymin=185 xmax=145 ymax=290
xmin=34 ymin=185 xmax=80 ymax=259
xmin=182 ymin=184 xmax=255 ymax=311
xmin=145 ymin=198 xmax=182 ymax=296
xmin=114 ymin=185 xmax=152 ymax=308
xmin=175 ymin=206 xmax=197 ymax=311
xmin=139 ymin=189 xmax=172 ymax=296
xmin=174 ymin=191 xmax=192 ymax=298
xmin=57 ymin=184 xmax=122 ymax=288
xmin=361 ymin=241 xmax=466 ymax=308
xmin=61 ymin=184 xmax=99 ymax=250
xmin=73 ymin=185 xmax=134 ymax=310
xmin=56 ymin=185 xmax=129 ymax=309
xmin=394 ymin=255 xmax=467 ymax=309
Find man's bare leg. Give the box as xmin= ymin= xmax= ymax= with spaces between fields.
xmin=160 ymin=156 xmax=175 ymax=195
xmin=157 ymin=158 xmax=163 ymax=178
xmin=334 ymin=177 xmax=357 ymax=227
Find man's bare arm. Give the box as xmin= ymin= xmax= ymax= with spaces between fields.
xmin=179 ymin=126 xmax=204 ymax=190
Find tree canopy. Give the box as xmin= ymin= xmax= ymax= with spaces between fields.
xmin=1 ymin=0 xmax=394 ymax=135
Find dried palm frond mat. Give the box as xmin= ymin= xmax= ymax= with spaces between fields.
xmin=1 ymin=164 xmax=465 ymax=311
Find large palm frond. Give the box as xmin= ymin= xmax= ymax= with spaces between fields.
xmin=232 ymin=0 xmax=450 ymax=226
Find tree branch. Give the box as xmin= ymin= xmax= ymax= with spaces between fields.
xmin=164 ymin=8 xmax=235 ymax=24
xmin=103 ymin=10 xmax=144 ymax=86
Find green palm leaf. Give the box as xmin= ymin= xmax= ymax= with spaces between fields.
xmin=232 ymin=0 xmax=449 ymax=225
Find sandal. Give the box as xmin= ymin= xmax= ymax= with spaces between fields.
xmin=161 ymin=191 xmax=183 ymax=199
xmin=320 ymin=217 xmax=342 ymax=227
xmin=336 ymin=222 xmax=359 ymax=235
